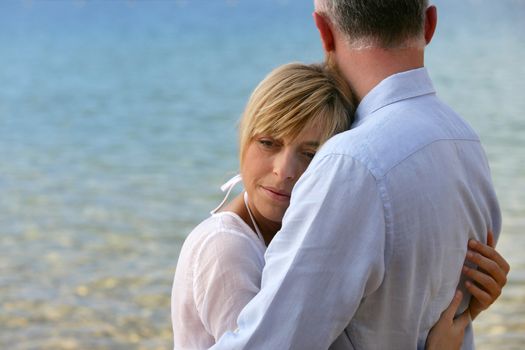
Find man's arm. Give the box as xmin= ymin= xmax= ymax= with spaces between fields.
xmin=211 ymin=153 xmax=387 ymax=349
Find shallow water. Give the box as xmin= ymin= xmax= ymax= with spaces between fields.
xmin=0 ymin=0 xmax=524 ymax=348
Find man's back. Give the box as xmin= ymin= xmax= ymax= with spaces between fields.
xmin=325 ymin=68 xmax=501 ymax=348
xmin=210 ymin=2 xmax=502 ymax=348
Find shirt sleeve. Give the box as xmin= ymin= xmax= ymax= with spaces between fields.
xmin=210 ymin=153 xmax=387 ymax=349
xmin=193 ymin=229 xmax=264 ymax=341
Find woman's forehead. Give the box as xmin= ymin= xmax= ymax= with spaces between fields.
xmin=253 ymin=124 xmax=324 ymax=145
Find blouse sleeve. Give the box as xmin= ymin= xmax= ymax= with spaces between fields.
xmin=192 ymin=229 xmax=264 ymax=341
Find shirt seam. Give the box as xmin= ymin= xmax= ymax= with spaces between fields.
xmin=316 ymin=151 xmax=392 ymax=280
xmin=381 ymin=138 xmax=481 ymax=177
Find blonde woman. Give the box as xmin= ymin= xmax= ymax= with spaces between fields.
xmin=171 ymin=63 xmax=508 ymax=349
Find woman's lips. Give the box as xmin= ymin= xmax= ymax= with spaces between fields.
xmin=261 ymin=186 xmax=291 ymax=202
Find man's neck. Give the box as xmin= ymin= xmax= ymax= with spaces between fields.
xmin=335 ymin=46 xmax=425 ymax=103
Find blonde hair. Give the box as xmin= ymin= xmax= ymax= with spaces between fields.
xmin=239 ymin=62 xmax=354 ymax=165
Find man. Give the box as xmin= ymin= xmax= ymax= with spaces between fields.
xmin=211 ymin=1 xmax=502 ymax=348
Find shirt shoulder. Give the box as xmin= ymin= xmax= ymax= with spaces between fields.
xmin=175 ymin=213 xmax=265 ymax=288
xmin=316 ymin=92 xmax=481 ymax=181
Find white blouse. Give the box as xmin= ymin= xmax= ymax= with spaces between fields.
xmin=171 ymin=211 xmax=266 ymax=349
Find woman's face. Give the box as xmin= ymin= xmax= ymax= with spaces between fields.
xmin=241 ymin=124 xmax=323 ymax=223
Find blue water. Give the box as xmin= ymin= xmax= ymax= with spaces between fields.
xmin=0 ymin=0 xmax=524 ymax=348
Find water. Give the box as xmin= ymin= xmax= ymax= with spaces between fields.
xmin=0 ymin=0 xmax=523 ymax=348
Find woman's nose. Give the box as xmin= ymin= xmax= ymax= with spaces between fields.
xmin=273 ymin=150 xmax=298 ymax=181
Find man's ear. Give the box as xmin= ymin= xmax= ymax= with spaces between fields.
xmin=313 ymin=12 xmax=335 ymax=52
xmin=424 ymin=5 xmax=437 ymax=44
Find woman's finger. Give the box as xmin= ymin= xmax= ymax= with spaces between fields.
xmin=465 ymin=250 xmax=507 ymax=287
xmin=465 ymin=280 xmax=493 ymax=308
xmin=487 ymin=231 xmax=495 ymax=248
xmin=468 ymin=239 xmax=510 ymax=275
xmin=453 ymin=309 xmax=471 ymax=331
xmin=462 ymin=265 xmax=501 ymax=297
xmin=442 ymin=290 xmax=463 ymax=321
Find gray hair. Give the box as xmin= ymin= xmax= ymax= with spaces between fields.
xmin=315 ymin=0 xmax=429 ymax=49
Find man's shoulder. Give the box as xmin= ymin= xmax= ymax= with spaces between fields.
xmin=318 ymin=98 xmax=482 ymax=179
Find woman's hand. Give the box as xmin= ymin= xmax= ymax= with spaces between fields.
xmin=425 ymin=290 xmax=470 ymax=350
xmin=463 ymin=231 xmax=510 ymax=319
xmin=426 ymin=231 xmax=510 ymax=350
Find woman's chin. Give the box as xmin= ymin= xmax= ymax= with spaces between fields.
xmin=260 ymin=208 xmax=286 ymax=225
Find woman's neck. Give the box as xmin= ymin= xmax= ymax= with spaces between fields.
xmin=222 ymin=193 xmax=280 ymax=246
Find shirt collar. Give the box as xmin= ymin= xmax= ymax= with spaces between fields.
xmin=353 ymin=67 xmax=436 ymax=127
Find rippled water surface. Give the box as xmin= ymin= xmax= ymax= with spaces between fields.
xmin=0 ymin=0 xmax=524 ymax=349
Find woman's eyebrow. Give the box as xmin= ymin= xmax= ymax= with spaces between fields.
xmin=303 ymin=141 xmax=320 ymax=147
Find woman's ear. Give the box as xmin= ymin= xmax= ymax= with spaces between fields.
xmin=313 ymin=12 xmax=335 ymax=52
xmin=424 ymin=5 xmax=437 ymax=45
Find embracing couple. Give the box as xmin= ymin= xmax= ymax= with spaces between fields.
xmin=172 ymin=1 xmax=510 ymax=349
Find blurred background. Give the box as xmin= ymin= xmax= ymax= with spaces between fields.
xmin=0 ymin=0 xmax=523 ymax=349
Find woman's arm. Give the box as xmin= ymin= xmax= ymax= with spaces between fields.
xmin=425 ymin=232 xmax=510 ymax=349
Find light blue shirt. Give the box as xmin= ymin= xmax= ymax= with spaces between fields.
xmin=210 ymin=68 xmax=501 ymax=349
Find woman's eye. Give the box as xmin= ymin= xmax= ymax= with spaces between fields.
xmin=303 ymin=151 xmax=316 ymax=160
xmin=258 ymin=139 xmax=275 ymax=148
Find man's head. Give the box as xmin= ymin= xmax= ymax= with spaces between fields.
xmin=313 ymin=0 xmax=437 ymax=100
xmin=314 ymin=0 xmax=433 ymax=50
